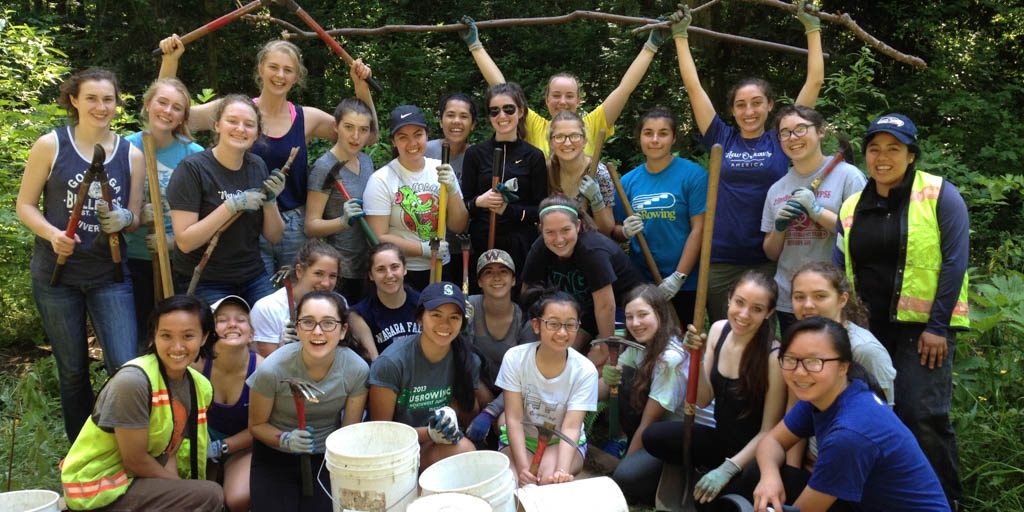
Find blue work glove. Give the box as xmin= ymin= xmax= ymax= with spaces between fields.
xmin=262 ymin=169 xmax=287 ymax=202
xmin=460 ymin=16 xmax=481 ymax=51
xmin=340 ymin=198 xmax=364 ymax=226
xmin=465 ymin=410 xmax=495 ymax=443
xmin=694 ymin=458 xmax=741 ymax=503
xmin=773 ymin=201 xmax=805 ymax=232
xmin=224 ymin=189 xmax=266 ymax=214
xmin=427 ymin=406 xmax=463 ymax=445
xmin=670 ymin=4 xmax=692 ymax=39
xmin=644 ymin=19 xmax=670 ymax=52
xmin=279 ymin=427 xmax=314 ymax=454
xmin=207 ymin=439 xmax=225 ymax=462
xmin=795 ymin=0 xmax=820 ymax=34
xmin=495 ymin=177 xmax=520 ymax=203
xmin=789 ymin=187 xmax=822 ymax=222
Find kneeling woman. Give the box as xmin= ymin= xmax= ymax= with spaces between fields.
xmin=248 ymin=291 xmax=369 ymax=512
xmin=753 ymin=317 xmax=949 ymax=512
xmin=60 ymin=295 xmax=222 ymax=511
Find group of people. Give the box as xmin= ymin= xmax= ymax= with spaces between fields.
xmin=17 ymin=2 xmax=970 ymax=511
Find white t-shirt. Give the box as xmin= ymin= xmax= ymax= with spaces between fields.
xmin=619 ymin=337 xmax=716 ymax=427
xmin=251 ymin=287 xmax=289 ymax=345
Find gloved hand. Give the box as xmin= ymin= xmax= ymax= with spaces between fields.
xmin=340 ymin=198 xmax=364 ymax=226
xmin=670 ymin=4 xmax=692 ymax=39
xmin=795 ymin=0 xmax=820 ymax=34
xmin=145 ymin=232 xmax=173 ymax=252
xmin=496 ymin=177 xmax=520 ymax=203
xmin=602 ymin=364 xmax=622 ymax=387
xmin=644 ymin=20 xmax=670 ymax=52
xmin=207 ymin=439 xmax=225 ymax=462
xmin=427 ymin=406 xmax=463 ymax=445
xmin=773 ymin=202 xmax=805 ymax=232
xmin=579 ymin=175 xmax=605 ymax=211
xmin=140 ymin=203 xmax=155 ymax=225
xmin=262 ymin=169 xmax=287 ymax=202
xmin=96 ymin=200 xmax=134 ymax=234
xmin=790 ymin=188 xmax=822 ymax=221
xmin=683 ymin=324 xmax=707 ymax=352
xmin=279 ymin=427 xmax=314 ymax=454
xmin=420 ymin=239 xmax=451 ymax=261
xmin=658 ymin=271 xmax=688 ymax=300
xmin=464 ymin=300 xmax=475 ymax=325
xmin=281 ymin=321 xmax=300 ymax=344
xmin=465 ymin=410 xmax=495 ymax=442
xmin=224 ymin=189 xmax=266 ymax=214
xmin=460 ymin=16 xmax=481 ymax=51
xmin=622 ymin=215 xmax=644 ymax=238
xmin=437 ymin=163 xmax=458 ymax=193
xmin=694 ymin=458 xmax=741 ymax=503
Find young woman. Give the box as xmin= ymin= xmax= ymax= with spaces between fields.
xmin=17 ymin=68 xmax=144 ymax=441
xmin=248 ymin=291 xmax=369 ymax=512
xmin=368 ymin=282 xmax=482 ymax=470
xmin=612 ymin=108 xmax=708 ymax=327
xmin=546 ymin=110 xmax=616 ymax=236
xmin=461 ymin=83 xmax=547 ymax=288
xmin=834 ymin=113 xmax=969 ymax=508
xmin=60 ymin=295 xmax=222 ymax=511
xmin=166 ymin=94 xmax=285 ymax=306
xmin=349 ymin=243 xmax=423 ymax=359
xmin=761 ymin=106 xmax=866 ymax=333
xmin=193 ymin=295 xmax=262 ymax=512
xmin=497 ymin=290 xmax=598 ymax=486
xmin=461 ymin=16 xmax=668 ymax=157
xmin=362 ymin=105 xmax=469 ymax=290
xmin=305 ymin=66 xmax=377 ymax=304
xmin=753 ymin=317 xmax=950 ymax=512
xmin=426 ymin=92 xmax=477 ymax=178
xmin=250 ymin=239 xmax=342 ymax=357
xmin=642 ymin=271 xmax=787 ymax=505
xmin=466 ymin=249 xmax=527 ymax=398
xmin=670 ymin=1 xmax=824 ymax=322
xmin=521 ymin=195 xmax=643 ymax=362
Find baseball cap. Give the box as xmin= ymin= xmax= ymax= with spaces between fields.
xmin=864 ymin=113 xmax=918 ymax=146
xmin=477 ymin=249 xmax=516 ymax=274
xmin=417 ymin=282 xmax=466 ymax=315
xmin=210 ymin=294 xmax=250 ymax=314
xmin=388 ymin=105 xmax=428 ymax=134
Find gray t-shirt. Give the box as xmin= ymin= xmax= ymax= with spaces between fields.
xmin=368 ymin=333 xmax=480 ymax=427
xmin=425 ymin=139 xmax=468 ymax=180
xmin=847 ymin=322 xmax=897 ymax=406
xmin=247 ymin=342 xmax=369 ymax=453
xmin=466 ymin=294 xmax=526 ymax=390
xmin=307 ymin=151 xmax=374 ymax=279
xmin=93 ymin=365 xmax=193 ymax=441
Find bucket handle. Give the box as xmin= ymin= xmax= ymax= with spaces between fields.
xmin=317 ymin=455 xmax=420 ymax=511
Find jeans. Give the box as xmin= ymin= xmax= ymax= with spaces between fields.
xmin=175 ymin=268 xmax=276 ymax=310
xmin=32 ymin=277 xmax=138 ymax=441
xmin=260 ymin=206 xmax=306 ymax=277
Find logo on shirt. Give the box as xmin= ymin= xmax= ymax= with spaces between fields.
xmin=393 ymin=185 xmax=437 ymax=240
xmin=631 ymin=193 xmax=677 ymax=221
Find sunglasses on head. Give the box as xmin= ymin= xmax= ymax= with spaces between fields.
xmin=488 ymin=104 xmax=517 ymax=117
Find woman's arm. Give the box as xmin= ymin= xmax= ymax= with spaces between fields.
xmin=351 ymin=59 xmax=380 ymax=146
xmin=125 ymin=146 xmax=146 ymax=232
xmin=16 ymin=134 xmax=74 ymax=254
xmin=368 ymin=385 xmax=431 ymax=443
xmin=157 ymin=34 xmax=184 ymax=79
xmin=466 ymin=36 xmax=506 ymax=86
xmin=627 ymin=398 xmax=668 ymax=456
xmin=115 ymin=427 xmax=180 ymax=479
xmin=674 ymin=213 xmax=704 ymax=274
xmin=753 ymin=420 xmax=803 ymax=512
xmin=303 ymin=189 xmax=347 ymax=237
xmin=696 ymin=321 xmax=725 ymax=408
xmin=783 ymin=390 xmax=807 ymax=468
xmin=763 ymin=230 xmax=785 ymax=261
xmin=347 ymin=312 xmax=379 ymax=361
xmin=261 ymin=201 xmax=285 ymax=243
xmin=367 ymin=215 xmax=424 ymax=258
xmin=674 ymin=35 xmax=716 ymax=135
xmin=547 ymin=409 xmax=586 ymax=483
xmin=591 ymin=284 xmax=616 ymax=341
xmin=793 ymin=30 xmax=824 ymax=108
xmin=248 ymin=389 xmax=283 ymax=448
xmin=303 ymin=106 xmax=339 ymax=143
xmin=503 ymin=390 xmax=534 ymax=484
xmin=170 ymin=206 xmax=235 ymax=254
xmin=592 ymin=207 xmax=615 ymax=237
xmin=341 ymin=393 xmax=368 ymax=427
xmin=445 ymin=184 xmax=470 ymax=233
xmin=599 ymin=46 xmax=657 ymax=127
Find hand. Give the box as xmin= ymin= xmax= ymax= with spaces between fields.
xmin=773 ymin=202 xmax=805 ymax=232
xmin=207 ymin=439 xmax=224 ymax=462
xmin=517 ymin=466 xmax=539 ymax=487
xmin=578 ymin=175 xmax=605 ymax=211
xmin=683 ymin=324 xmax=707 ymax=352
xmin=427 ymin=406 xmax=463 ymax=445
xmin=436 ymin=163 xmax=458 ymax=192
xmin=460 ymin=16 xmax=481 ymax=50
xmin=644 ymin=20 xmax=670 ymax=52
xmin=50 ymin=229 xmax=80 ymax=257
xmin=465 ymin=410 xmax=495 ymax=442
xmin=340 ymin=198 xmax=364 ymax=227
xmin=658 ymin=271 xmax=687 ymax=300
xmin=918 ymin=331 xmax=949 ymax=369
xmin=694 ymin=458 xmax=741 ymax=503
xmin=789 ymin=188 xmax=822 ymax=221
xmin=279 ymin=427 xmax=314 ymax=454
xmin=541 ymin=468 xmax=575 ymax=485
xmin=349 ymin=58 xmax=372 ymax=83
xmin=159 ymin=34 xmax=185 ymax=59
xmin=496 ymin=177 xmax=520 ymax=203
xmin=224 ymin=189 xmax=266 ymax=214
xmin=753 ymin=472 xmax=787 ymax=512
xmin=281 ymin=321 xmax=300 ymax=345
xmin=602 ymin=364 xmax=622 ymax=387
xmin=622 ymin=215 xmax=644 ymax=238
xmin=140 ymin=203 xmax=155 ymax=225
xmin=475 ymin=188 xmax=506 ymax=210
xmin=96 ymin=200 xmax=134 ymax=234
xmin=795 ymin=0 xmax=821 ymax=34
xmin=669 ymin=4 xmax=692 ymax=39
xmin=262 ymin=169 xmax=287 ymax=202
xmin=145 ymin=232 xmax=173 ymax=253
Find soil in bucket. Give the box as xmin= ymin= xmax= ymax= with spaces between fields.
xmin=325 ymin=421 xmax=420 ymax=512
xmin=516 ymin=476 xmax=627 ymax=512
xmin=418 ymin=450 xmax=516 ymax=512
xmin=0 ymin=490 xmax=61 ymax=512
xmin=407 ymin=492 xmax=492 ymax=511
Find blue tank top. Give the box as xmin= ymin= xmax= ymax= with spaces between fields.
xmin=202 ymin=351 xmax=257 ymax=437
xmin=251 ymin=102 xmax=308 ymax=211
xmin=30 ymin=126 xmax=133 ymax=286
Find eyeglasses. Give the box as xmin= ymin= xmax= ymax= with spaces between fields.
xmin=488 ymin=104 xmax=517 ymax=117
xmin=541 ymin=318 xmax=580 ymax=333
xmin=779 ymin=355 xmax=842 ymax=373
xmin=778 ymin=123 xmax=814 ymax=141
xmin=551 ymin=133 xmax=584 ymax=145
xmin=296 ymin=318 xmax=341 ymax=332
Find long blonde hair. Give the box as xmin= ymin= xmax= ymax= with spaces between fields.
xmin=140 ymin=78 xmax=194 ymax=141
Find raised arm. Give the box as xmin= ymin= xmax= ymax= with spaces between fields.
xmin=671 ymin=8 xmax=716 ymax=135
xmin=350 ymin=59 xmax=380 ymax=146
xmin=460 ymin=16 xmax=506 ymax=86
xmin=599 ymin=28 xmax=666 ymax=126
xmin=156 ymin=34 xmax=219 ymax=132
xmin=793 ymin=0 xmax=825 ymax=107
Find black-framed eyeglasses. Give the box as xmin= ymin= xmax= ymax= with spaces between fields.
xmin=779 ymin=355 xmax=842 ymax=373
xmin=296 ymin=318 xmax=341 ymax=332
xmin=551 ymin=133 xmax=584 ymax=144
xmin=541 ymin=318 xmax=580 ymax=333
xmin=488 ymin=104 xmax=517 ymax=117
xmin=778 ymin=123 xmax=814 ymax=141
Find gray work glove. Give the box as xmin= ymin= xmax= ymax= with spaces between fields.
xmin=579 ymin=175 xmax=606 ymax=211
xmin=223 ymin=189 xmax=266 ymax=214
xmin=262 ymin=169 xmax=287 ymax=202
xmin=460 ymin=16 xmax=482 ymax=51
xmin=774 ymin=202 xmax=805 ymax=232
xmin=340 ymin=198 xmax=364 ymax=226
xmin=658 ymin=271 xmax=687 ymax=300
xmin=670 ymin=4 xmax=692 ymax=39
xmin=96 ymin=200 xmax=134 ymax=234
xmin=795 ymin=0 xmax=821 ymax=34
xmin=279 ymin=427 xmax=314 ymax=454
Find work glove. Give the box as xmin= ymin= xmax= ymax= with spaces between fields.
xmin=644 ymin=19 xmax=670 ymax=52
xmin=421 ymin=239 xmax=451 ymax=261
xmin=464 ymin=300 xmax=475 ymax=325
xmin=207 ymin=439 xmax=225 ymax=462
xmin=795 ymin=0 xmax=821 ymax=34
xmin=281 ymin=321 xmax=300 ymax=345
xmin=95 ymin=200 xmax=134 ymax=234
xmin=496 ymin=177 xmax=520 ymax=203
xmin=436 ymin=163 xmax=458 ymax=193
xmin=465 ymin=410 xmax=495 ymax=443
xmin=658 ymin=271 xmax=688 ymax=300
xmin=262 ymin=169 xmax=287 ymax=202
xmin=427 ymin=406 xmax=464 ymax=445
xmin=683 ymin=324 xmax=707 ymax=352
xmin=460 ymin=16 xmax=482 ymax=51
xmin=145 ymin=232 xmax=173 ymax=253
xmin=579 ymin=175 xmax=606 ymax=211
xmin=694 ymin=458 xmax=741 ymax=503
xmin=622 ymin=214 xmax=644 ymax=238
xmin=789 ymin=187 xmax=822 ymax=222
xmin=670 ymin=4 xmax=691 ymax=39
xmin=279 ymin=427 xmax=314 ymax=454
xmin=224 ymin=189 xmax=266 ymax=214
xmin=773 ymin=202 xmax=805 ymax=232
xmin=340 ymin=198 xmax=364 ymax=227
xmin=602 ymin=364 xmax=622 ymax=387
xmin=140 ymin=203 xmax=155 ymax=225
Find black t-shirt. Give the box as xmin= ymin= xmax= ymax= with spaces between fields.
xmin=167 ymin=149 xmax=269 ymax=281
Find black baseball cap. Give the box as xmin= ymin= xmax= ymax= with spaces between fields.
xmin=417 ymin=282 xmax=466 ymax=315
xmin=388 ymin=104 xmax=428 ymax=134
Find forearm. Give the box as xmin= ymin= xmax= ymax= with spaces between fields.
xmin=756 ymin=435 xmax=787 ymax=483
xmin=795 ymin=30 xmax=824 ymax=107
xmin=16 ymin=203 xmax=61 ymax=241
xmin=469 ymin=46 xmax=505 ymax=86
xmin=261 ymin=203 xmax=285 ymax=244
xmin=593 ymin=208 xmax=615 ymax=237
xmin=814 ymin=209 xmax=838 ymax=234
xmin=158 ymin=54 xmax=180 ymax=79
xmin=305 ymin=215 xmax=347 ymax=237
xmin=446 ymin=194 xmax=469 ymax=233
xmin=763 ymin=231 xmax=785 ymax=261
xmin=223 ymin=429 xmax=254 ymax=452
xmin=172 ymin=207 xmax=235 ymax=253
xmin=674 ymin=37 xmax=715 ymax=134
xmin=594 ymin=303 xmax=615 ymax=339
xmin=928 ymin=187 xmax=971 ymax=335
xmin=250 ymin=422 xmax=284 ymax=448
xmin=675 ymin=225 xmax=703 ymax=274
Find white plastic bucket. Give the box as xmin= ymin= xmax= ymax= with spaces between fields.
xmin=418 ymin=451 xmax=516 ymax=512
xmin=0 ymin=490 xmax=61 ymax=512
xmin=515 ymin=476 xmax=627 ymax=512
xmin=407 ymin=492 xmax=492 ymax=511
xmin=325 ymin=421 xmax=420 ymax=512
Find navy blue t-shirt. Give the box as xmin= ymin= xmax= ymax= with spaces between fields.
xmin=353 ymin=287 xmax=422 ymax=354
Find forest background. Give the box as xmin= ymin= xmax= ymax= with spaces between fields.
xmin=0 ymin=0 xmax=1021 ymax=509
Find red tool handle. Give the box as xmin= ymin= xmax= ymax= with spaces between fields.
xmin=529 ymin=435 xmax=550 ymax=476
xmin=283 ymin=273 xmax=296 ymax=324
xmin=151 ymin=0 xmax=265 ymax=55
xmin=284 ymin=0 xmax=384 ymax=94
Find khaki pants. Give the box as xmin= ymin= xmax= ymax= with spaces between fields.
xmin=97 ymin=478 xmax=223 ymax=511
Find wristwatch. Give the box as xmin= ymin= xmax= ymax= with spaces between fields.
xmin=220 ymin=440 xmax=230 ymax=457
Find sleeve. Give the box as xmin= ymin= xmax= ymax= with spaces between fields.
xmin=927 ymin=181 xmax=970 ymax=336
xmin=579 ymin=241 xmax=617 ymax=291
xmin=686 ymin=162 xmax=709 ymax=216
xmin=460 ymin=145 xmax=484 ymax=215
xmin=525 ymin=109 xmax=550 ymax=151
xmin=250 ymin=296 xmax=283 ymax=344
xmin=348 ymin=353 xmax=370 ymax=397
xmin=247 ymin=359 xmax=281 ymax=397
xmin=494 ymin=346 xmax=523 ymax=393
xmin=166 ymin=158 xmax=202 ymax=213
xmin=650 ymin=349 xmax=687 ymax=413
xmin=842 ymin=164 xmax=868 ymax=200
xmin=367 ymin=352 xmax=403 ymax=392
xmin=94 ymin=367 xmax=152 ymax=430
xmin=583 ymin=105 xmax=615 ymax=144
xmin=596 ymin=164 xmax=616 ymax=208
xmin=362 ymin=170 xmax=393 ymax=216
xmin=781 ymin=400 xmax=815 ymax=439
xmin=698 ymin=114 xmax=728 ymax=149
xmin=855 ymin=341 xmax=897 ymax=406
xmin=469 ymin=351 xmax=481 ymax=390
xmin=806 ymin=428 xmax=879 ymax=502
xmin=567 ymin=356 xmax=599 ymax=412
xmin=307 ymin=157 xmax=330 ymax=193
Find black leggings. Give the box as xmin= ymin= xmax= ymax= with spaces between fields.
xmin=250 ymin=440 xmax=333 ymax=512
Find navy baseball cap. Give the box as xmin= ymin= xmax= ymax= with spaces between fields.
xmin=418 ymin=282 xmax=466 ymax=315
xmin=388 ymin=105 xmax=428 ymax=134
xmin=864 ymin=113 xmax=918 ymax=146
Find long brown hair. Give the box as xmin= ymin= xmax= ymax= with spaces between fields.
xmin=729 ymin=270 xmax=778 ymax=418
xmin=791 ymin=261 xmax=870 ymax=327
xmin=546 ymin=110 xmax=587 ymax=195
xmin=623 ymin=284 xmax=680 ymax=411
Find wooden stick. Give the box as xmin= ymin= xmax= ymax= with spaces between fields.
xmin=151 ymin=0 xmax=266 ymax=55
xmin=487 ymin=147 xmax=503 ymax=250
xmin=607 ymin=163 xmax=661 ymax=284
xmin=142 ymin=132 xmax=174 ymax=298
xmin=631 ymin=0 xmax=722 ymax=34
xmin=579 ymin=128 xmax=607 ymax=213
xmin=97 ymin=165 xmax=124 ymax=283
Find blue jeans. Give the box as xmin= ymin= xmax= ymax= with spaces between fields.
xmin=32 ymin=277 xmax=138 ymax=441
xmin=175 ymin=268 xmax=276 ymax=309
xmin=259 ymin=206 xmax=306 ymax=276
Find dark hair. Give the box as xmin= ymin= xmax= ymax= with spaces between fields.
xmin=212 ymin=94 xmax=262 ymax=145
xmin=774 ymin=105 xmax=855 ymax=164
xmin=58 ymin=68 xmax=123 ymax=125
xmin=623 ymin=284 xmax=680 ymax=411
xmin=538 ymin=194 xmax=598 ymax=234
xmin=485 ymin=82 xmax=528 ymax=140
xmin=145 ymin=294 xmax=214 ymax=362
xmin=333 ymin=97 xmax=377 ymax=136
xmin=726 ymin=77 xmax=775 ymax=110
xmin=414 ymin=300 xmax=475 ymax=413
xmin=863 ymin=135 xmax=920 ymax=175
xmin=295 ymin=290 xmax=367 ymax=360
xmin=140 ymin=78 xmax=193 ymax=141
xmin=791 ymin=261 xmax=870 ymax=327
xmin=634 ymin=107 xmax=679 ymax=145
xmin=367 ymin=242 xmax=408 ymax=297
xmin=728 ymin=270 xmax=779 ymax=418
xmin=526 ymin=289 xmax=582 ymax=321
xmin=438 ymin=92 xmax=478 ymax=125
xmin=781 ymin=316 xmax=886 ymax=401
xmin=295 ymin=238 xmax=342 ymax=278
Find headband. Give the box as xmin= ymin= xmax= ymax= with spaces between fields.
xmin=539 ymin=204 xmax=579 ymax=218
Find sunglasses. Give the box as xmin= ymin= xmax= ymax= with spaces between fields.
xmin=488 ymin=104 xmax=517 ymax=117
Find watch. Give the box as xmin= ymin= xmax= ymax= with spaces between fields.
xmin=221 ymin=440 xmax=230 ymax=456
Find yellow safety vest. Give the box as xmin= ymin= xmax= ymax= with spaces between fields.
xmin=60 ymin=354 xmax=212 ymax=510
xmin=839 ymin=170 xmax=969 ymax=328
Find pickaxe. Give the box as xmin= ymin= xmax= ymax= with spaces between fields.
xmin=589 ymin=336 xmax=645 ymax=453
xmin=281 ymin=377 xmax=323 ymax=497
xmin=521 ymin=420 xmax=584 ymax=479
xmin=320 ymin=161 xmax=379 ymax=245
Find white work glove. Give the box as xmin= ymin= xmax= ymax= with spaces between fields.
xmin=279 ymin=427 xmax=314 ymax=454
xmin=790 ymin=188 xmax=823 ymax=222
xmin=694 ymin=458 xmax=742 ymax=503
xmin=420 ymin=239 xmax=450 ymax=261
xmin=579 ymin=175 xmax=605 ymax=211
xmin=622 ymin=214 xmax=644 ymax=238
xmin=281 ymin=321 xmax=300 ymax=344
xmin=437 ymin=163 xmax=458 ymax=193
xmin=95 ymin=200 xmax=134 ymax=234
xmin=140 ymin=203 xmax=155 ymax=225
xmin=340 ymin=198 xmax=364 ymax=226
xmin=224 ymin=189 xmax=266 ymax=214
xmin=427 ymin=406 xmax=464 ymax=445
xmin=658 ymin=271 xmax=687 ymax=300
xmin=262 ymin=169 xmax=287 ymax=202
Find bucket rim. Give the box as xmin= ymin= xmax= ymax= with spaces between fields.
xmin=325 ymin=421 xmax=419 ymax=460
xmin=418 ymin=451 xmax=515 ymax=494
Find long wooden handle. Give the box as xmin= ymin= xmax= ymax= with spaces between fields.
xmin=687 ymin=143 xmax=722 ymax=406
xmin=284 ymin=0 xmax=384 ymax=94
xmin=142 ymin=132 xmax=174 ymax=298
xmin=487 ymin=147 xmax=503 ymax=250
xmin=434 ymin=143 xmax=451 ymax=279
xmin=151 ymin=0 xmax=265 ymax=55
xmin=607 ymin=162 xmax=661 ymax=283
